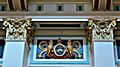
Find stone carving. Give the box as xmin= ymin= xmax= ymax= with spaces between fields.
xmin=88 ymin=18 xmax=117 ymax=40
xmin=3 ymin=18 xmax=34 ymax=40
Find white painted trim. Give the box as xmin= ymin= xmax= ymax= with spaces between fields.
xmin=28 ymin=64 xmax=92 ymax=67
xmin=31 ymin=18 xmax=88 ymax=21
xmin=117 ymin=19 xmax=120 ymax=21
xmin=0 ymin=18 xmax=120 ymax=21
xmin=28 ymin=2 xmax=92 ymax=5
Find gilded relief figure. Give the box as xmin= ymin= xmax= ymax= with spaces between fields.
xmin=67 ymin=39 xmax=73 ymax=56
xmin=47 ymin=40 xmax=53 ymax=55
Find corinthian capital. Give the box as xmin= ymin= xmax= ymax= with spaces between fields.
xmin=88 ymin=18 xmax=117 ymax=40
xmin=3 ymin=18 xmax=33 ymax=40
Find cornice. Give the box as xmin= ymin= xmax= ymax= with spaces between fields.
xmin=0 ymin=11 xmax=120 ymax=16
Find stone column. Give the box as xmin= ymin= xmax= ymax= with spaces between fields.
xmin=2 ymin=18 xmax=34 ymax=67
xmin=87 ymin=18 xmax=117 ymax=67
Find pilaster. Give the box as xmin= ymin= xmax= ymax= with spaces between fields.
xmin=2 ymin=18 xmax=34 ymax=67
xmin=87 ymin=18 xmax=117 ymax=67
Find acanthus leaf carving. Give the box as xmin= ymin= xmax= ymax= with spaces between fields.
xmin=3 ymin=18 xmax=34 ymax=40
xmin=88 ymin=18 xmax=117 ymax=40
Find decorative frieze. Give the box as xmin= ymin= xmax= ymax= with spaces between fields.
xmin=88 ymin=18 xmax=117 ymax=40
xmin=37 ymin=38 xmax=82 ymax=59
xmin=3 ymin=18 xmax=34 ymax=40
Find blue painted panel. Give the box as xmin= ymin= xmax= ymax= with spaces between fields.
xmin=36 ymin=39 xmax=83 ymax=59
xmin=29 ymin=37 xmax=90 ymax=65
